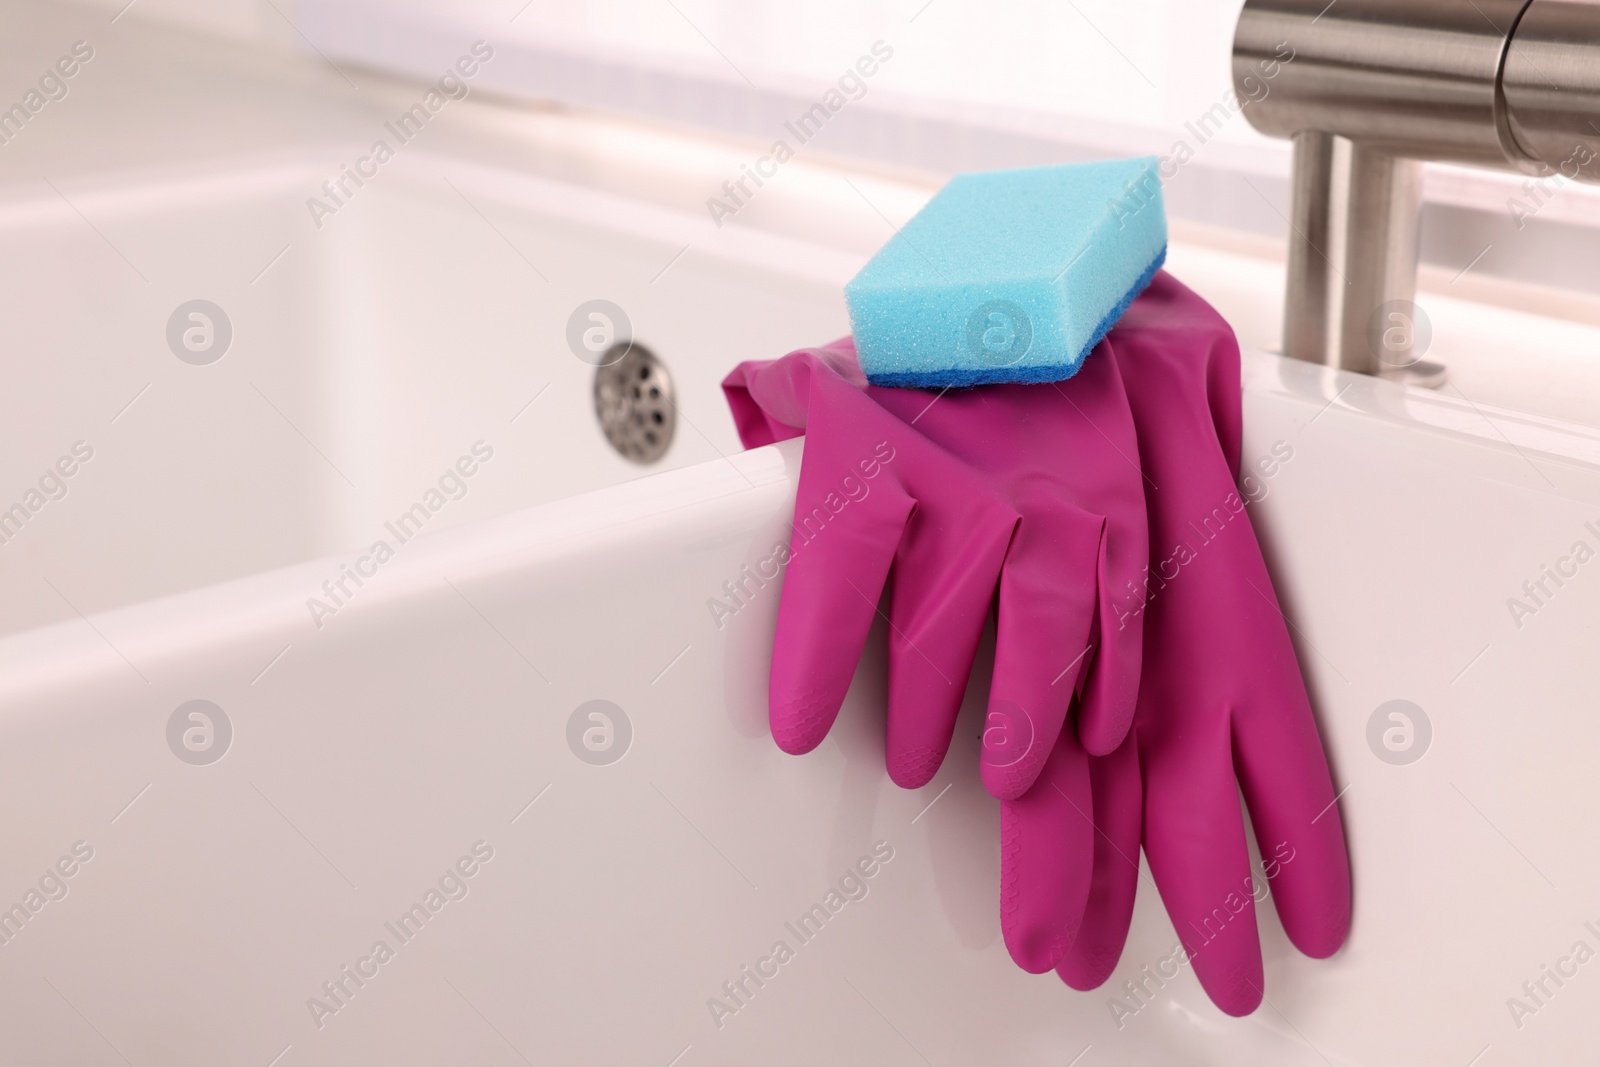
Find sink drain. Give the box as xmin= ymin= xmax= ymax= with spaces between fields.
xmin=594 ymin=342 xmax=675 ymax=464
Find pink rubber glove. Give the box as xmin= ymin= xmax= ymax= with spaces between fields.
xmin=1008 ymin=273 xmax=1351 ymax=1014
xmin=723 ymin=337 xmax=1146 ymax=803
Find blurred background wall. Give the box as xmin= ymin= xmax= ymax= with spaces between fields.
xmin=40 ymin=0 xmax=1600 ymax=297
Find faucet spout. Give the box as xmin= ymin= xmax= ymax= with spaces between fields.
xmin=1233 ymin=0 xmax=1600 ymax=380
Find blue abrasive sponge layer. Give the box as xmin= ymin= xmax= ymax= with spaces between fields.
xmin=845 ymin=158 xmax=1168 ymax=388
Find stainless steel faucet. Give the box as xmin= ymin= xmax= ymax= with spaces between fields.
xmin=1232 ymin=0 xmax=1600 ymax=381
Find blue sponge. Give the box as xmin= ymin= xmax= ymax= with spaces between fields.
xmin=845 ymin=158 xmax=1168 ymax=388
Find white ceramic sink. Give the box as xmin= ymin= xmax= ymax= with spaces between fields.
xmin=0 ymin=145 xmax=862 ymax=638
xmin=3 ymin=26 xmax=1600 ymax=1064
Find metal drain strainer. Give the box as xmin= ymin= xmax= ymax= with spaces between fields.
xmin=593 ymin=342 xmax=675 ymax=464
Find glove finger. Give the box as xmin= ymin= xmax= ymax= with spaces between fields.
xmin=1141 ymin=723 xmax=1264 ymax=1017
xmin=1000 ymin=724 xmax=1093 ymax=973
xmin=982 ymin=511 xmax=1102 ymax=800
xmin=1074 ymin=493 xmax=1145 ymax=756
xmin=1233 ymin=675 xmax=1351 ymax=961
xmin=1056 ymin=738 xmax=1144 ymax=991
xmin=881 ymin=496 xmax=1017 ymax=789
xmin=766 ymin=381 xmax=920 ymax=755
xmin=769 ymin=475 xmax=913 ymax=753
xmin=1050 ymin=346 xmax=1147 ymax=758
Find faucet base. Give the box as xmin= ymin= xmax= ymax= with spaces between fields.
xmin=1284 ymin=132 xmax=1431 ymax=379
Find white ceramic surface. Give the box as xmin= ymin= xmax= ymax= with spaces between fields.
xmin=3 ymin=13 xmax=1600 ymax=1063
